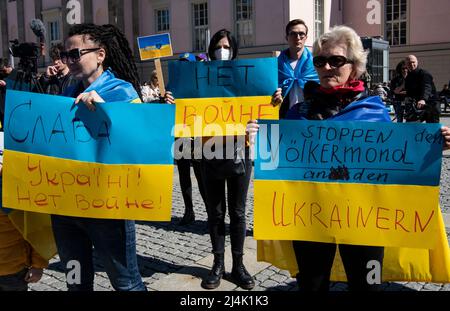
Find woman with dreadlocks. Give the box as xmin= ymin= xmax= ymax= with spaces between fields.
xmin=51 ymin=23 xmax=146 ymax=291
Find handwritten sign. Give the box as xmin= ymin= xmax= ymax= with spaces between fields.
xmin=137 ymin=33 xmax=173 ymax=60
xmin=3 ymin=90 xmax=175 ymax=221
xmin=168 ymin=58 xmax=279 ymax=137
xmin=254 ymin=120 xmax=443 ymax=249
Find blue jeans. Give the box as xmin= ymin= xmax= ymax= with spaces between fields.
xmin=0 ymin=269 xmax=28 ymax=291
xmin=51 ymin=215 xmax=146 ymax=291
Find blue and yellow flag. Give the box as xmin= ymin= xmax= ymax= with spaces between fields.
xmin=3 ymin=90 xmax=175 ymax=222
xmin=137 ymin=33 xmax=173 ymax=60
xmin=168 ymin=58 xmax=279 ymax=137
xmin=255 ymin=116 xmax=450 ymax=282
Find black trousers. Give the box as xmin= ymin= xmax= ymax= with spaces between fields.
xmin=393 ymin=100 xmax=405 ymax=123
xmin=292 ymin=241 xmax=384 ymax=291
xmin=201 ymin=156 xmax=252 ymax=256
xmin=177 ymin=158 xmax=206 ymax=212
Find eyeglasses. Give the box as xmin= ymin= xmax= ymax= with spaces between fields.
xmin=288 ymin=31 xmax=307 ymax=39
xmin=313 ymin=55 xmax=354 ymax=68
xmin=60 ymin=48 xmax=101 ymax=64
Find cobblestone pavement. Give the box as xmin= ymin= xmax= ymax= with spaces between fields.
xmin=30 ymin=159 xmax=450 ymax=292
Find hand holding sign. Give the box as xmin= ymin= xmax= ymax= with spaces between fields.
xmin=75 ymin=90 xmax=105 ymax=111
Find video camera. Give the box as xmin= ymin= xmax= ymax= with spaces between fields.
xmin=7 ymin=19 xmax=46 ymax=92
xmin=9 ymin=39 xmax=40 ymax=74
xmin=10 ymin=40 xmax=40 ymax=59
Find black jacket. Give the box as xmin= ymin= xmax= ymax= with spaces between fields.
xmin=39 ymin=72 xmax=79 ymax=95
xmin=405 ymin=68 xmax=438 ymax=103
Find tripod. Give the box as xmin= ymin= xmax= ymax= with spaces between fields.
xmin=10 ymin=56 xmax=44 ymax=93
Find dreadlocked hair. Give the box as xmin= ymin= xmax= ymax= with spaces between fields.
xmin=68 ymin=23 xmax=142 ymax=101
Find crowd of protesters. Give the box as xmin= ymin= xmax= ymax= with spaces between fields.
xmin=1 ymin=19 xmax=449 ymax=293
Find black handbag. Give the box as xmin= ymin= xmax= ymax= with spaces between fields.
xmin=203 ymin=145 xmax=246 ymax=179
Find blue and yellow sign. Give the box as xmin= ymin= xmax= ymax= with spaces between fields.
xmin=3 ymin=90 xmax=175 ymax=221
xmin=254 ymin=120 xmax=443 ymax=249
xmin=168 ymin=58 xmax=279 ymax=137
xmin=137 ymin=33 xmax=173 ymax=60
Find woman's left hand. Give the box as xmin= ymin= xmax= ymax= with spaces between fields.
xmin=442 ymin=126 xmax=450 ymax=151
xmin=75 ymin=90 xmax=105 ymax=111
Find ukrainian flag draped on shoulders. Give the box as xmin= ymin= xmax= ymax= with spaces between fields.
xmin=257 ymin=92 xmax=450 ymax=283
xmin=64 ymin=69 xmax=142 ymax=103
xmin=278 ymin=48 xmax=319 ymax=98
xmin=1 ymin=68 xmax=143 ymax=261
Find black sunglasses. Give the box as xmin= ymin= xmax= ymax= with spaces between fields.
xmin=288 ymin=31 xmax=307 ymax=39
xmin=313 ymin=55 xmax=354 ymax=68
xmin=60 ymin=48 xmax=101 ymax=64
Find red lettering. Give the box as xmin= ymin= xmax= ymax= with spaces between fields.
xmin=257 ymin=104 xmax=274 ymax=119
xmin=310 ymin=202 xmax=328 ymax=228
xmin=221 ymin=103 xmax=236 ymax=123
xmin=141 ymin=200 xmax=155 ymax=209
xmin=204 ymin=105 xmax=219 ymax=124
xmin=240 ymin=105 xmax=253 ymax=122
xmin=294 ymin=202 xmax=306 ymax=226
xmin=330 ymin=204 xmax=342 ymax=229
xmin=376 ymin=207 xmax=390 ymax=230
xmin=125 ymin=198 xmax=139 ymax=209
xmin=280 ymin=193 xmax=291 ymax=227
xmin=107 ymin=175 xmax=121 ymax=188
xmin=183 ymin=105 xmax=197 ymax=126
xmin=27 ymin=156 xmax=42 ymax=186
xmin=77 ymin=175 xmax=91 ymax=186
xmin=106 ymin=197 xmax=119 ymax=210
xmin=92 ymin=199 xmax=105 ymax=209
xmin=395 ymin=209 xmax=410 ymax=232
xmin=34 ymin=193 xmax=48 ymax=207
xmin=46 ymin=172 xmax=59 ymax=187
xmin=414 ymin=210 xmax=435 ymax=233
xmin=272 ymin=192 xmax=281 ymax=226
xmin=16 ymin=186 xmax=31 ymax=207
xmin=48 ymin=194 xmax=62 ymax=208
xmin=356 ymin=206 xmax=374 ymax=228
xmin=75 ymin=194 xmax=90 ymax=211
xmin=60 ymin=172 xmax=76 ymax=193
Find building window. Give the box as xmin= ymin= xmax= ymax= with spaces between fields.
xmin=314 ymin=0 xmax=324 ymax=40
xmin=385 ymin=0 xmax=407 ymax=46
xmin=235 ymin=0 xmax=254 ymax=47
xmin=192 ymin=2 xmax=208 ymax=52
xmin=49 ymin=21 xmax=60 ymax=42
xmin=155 ymin=8 xmax=170 ymax=32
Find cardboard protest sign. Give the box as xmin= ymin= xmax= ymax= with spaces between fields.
xmin=2 ymin=90 xmax=175 ymax=221
xmin=168 ymin=58 xmax=279 ymax=137
xmin=254 ymin=119 xmax=443 ymax=249
xmin=137 ymin=33 xmax=173 ymax=60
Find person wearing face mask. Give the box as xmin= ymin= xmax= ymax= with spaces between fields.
xmin=52 ymin=23 xmax=146 ymax=291
xmin=198 ymin=29 xmax=254 ymax=290
xmin=271 ymin=19 xmax=320 ymax=119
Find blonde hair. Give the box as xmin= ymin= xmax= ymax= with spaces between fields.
xmin=313 ymin=25 xmax=368 ymax=79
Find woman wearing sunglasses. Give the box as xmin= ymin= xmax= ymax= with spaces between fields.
xmin=249 ymin=25 xmax=450 ymax=291
xmin=61 ymin=24 xmax=142 ymax=106
xmin=51 ymin=23 xmax=146 ymax=291
xmin=250 ymin=25 xmax=388 ymax=292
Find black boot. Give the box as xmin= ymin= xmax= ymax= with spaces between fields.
xmin=178 ymin=208 xmax=195 ymax=225
xmin=201 ymin=253 xmax=225 ymax=289
xmin=230 ymin=253 xmax=255 ymax=290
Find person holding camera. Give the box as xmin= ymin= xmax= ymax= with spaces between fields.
xmin=0 ymin=58 xmax=13 ymax=128
xmin=39 ymin=43 xmax=78 ymax=95
xmin=404 ymin=55 xmax=440 ymax=123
